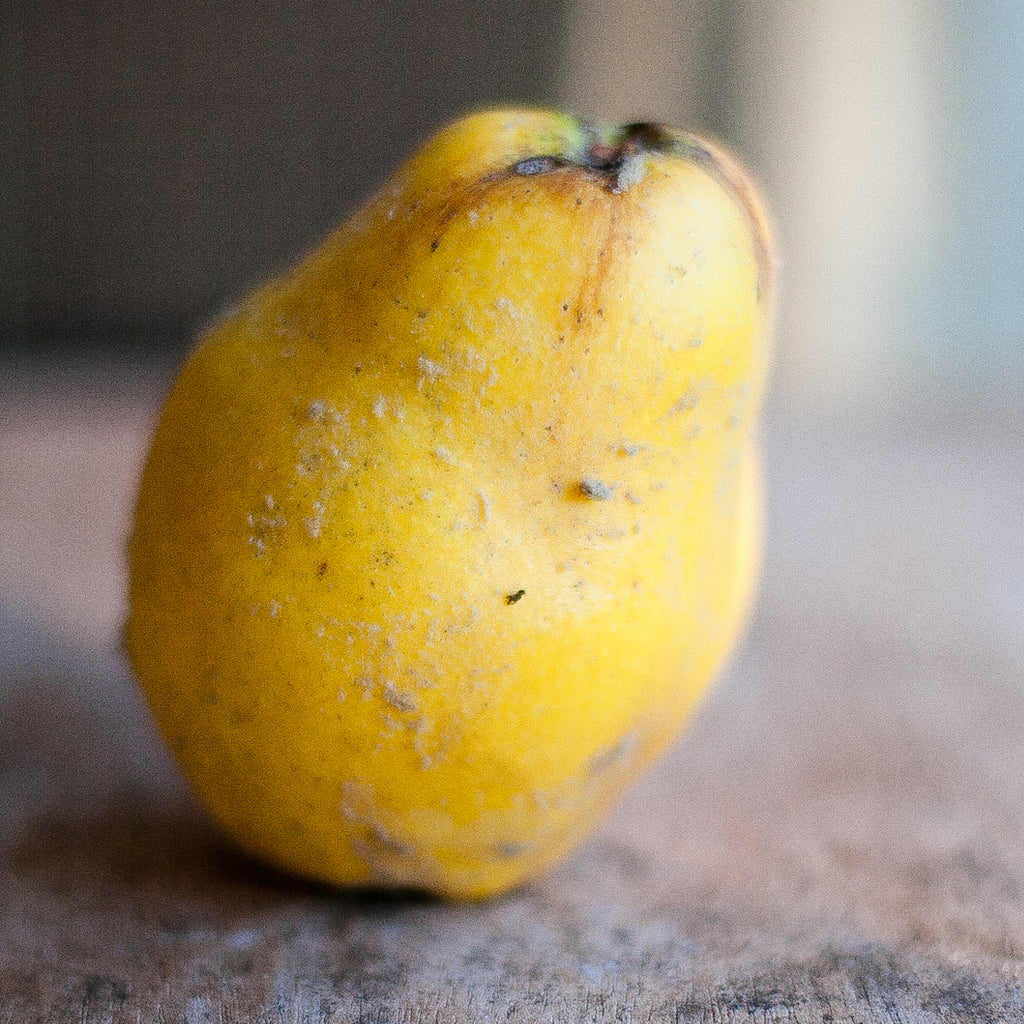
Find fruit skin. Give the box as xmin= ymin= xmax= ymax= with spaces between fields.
xmin=125 ymin=107 xmax=772 ymax=899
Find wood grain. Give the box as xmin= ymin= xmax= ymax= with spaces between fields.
xmin=2 ymin=365 xmax=1023 ymax=1021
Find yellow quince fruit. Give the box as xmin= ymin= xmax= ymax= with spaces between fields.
xmin=125 ymin=107 xmax=772 ymax=898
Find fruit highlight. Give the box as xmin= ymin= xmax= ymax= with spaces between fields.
xmin=126 ymin=107 xmax=773 ymax=898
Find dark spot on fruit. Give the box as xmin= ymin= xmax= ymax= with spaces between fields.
xmin=506 ymin=589 xmax=526 ymax=605
xmin=317 ymin=561 xmax=328 ymax=578
xmin=579 ymin=478 xmax=613 ymax=500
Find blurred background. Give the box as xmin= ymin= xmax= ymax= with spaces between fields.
xmin=2 ymin=0 xmax=1022 ymax=411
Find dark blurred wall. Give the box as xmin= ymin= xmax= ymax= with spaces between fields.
xmin=1 ymin=0 xmax=565 ymax=356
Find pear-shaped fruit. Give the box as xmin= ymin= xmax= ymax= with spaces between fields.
xmin=126 ymin=107 xmax=772 ymax=898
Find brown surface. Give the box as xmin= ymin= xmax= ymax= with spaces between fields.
xmin=2 ymin=364 xmax=1024 ymax=1021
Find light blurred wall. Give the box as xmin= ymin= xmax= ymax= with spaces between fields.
xmin=938 ymin=1 xmax=1024 ymax=383
xmin=729 ymin=0 xmax=951 ymax=411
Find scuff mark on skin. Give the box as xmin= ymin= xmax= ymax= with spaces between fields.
xmin=383 ymin=682 xmax=418 ymax=713
xmin=416 ymin=354 xmax=446 ymax=387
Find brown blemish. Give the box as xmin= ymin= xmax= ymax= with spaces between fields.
xmin=506 ymin=589 xmax=526 ymax=605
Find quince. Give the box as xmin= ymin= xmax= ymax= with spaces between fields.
xmin=126 ymin=108 xmax=772 ymax=898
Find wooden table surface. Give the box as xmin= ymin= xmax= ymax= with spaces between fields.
xmin=2 ymin=359 xmax=1023 ymax=1022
